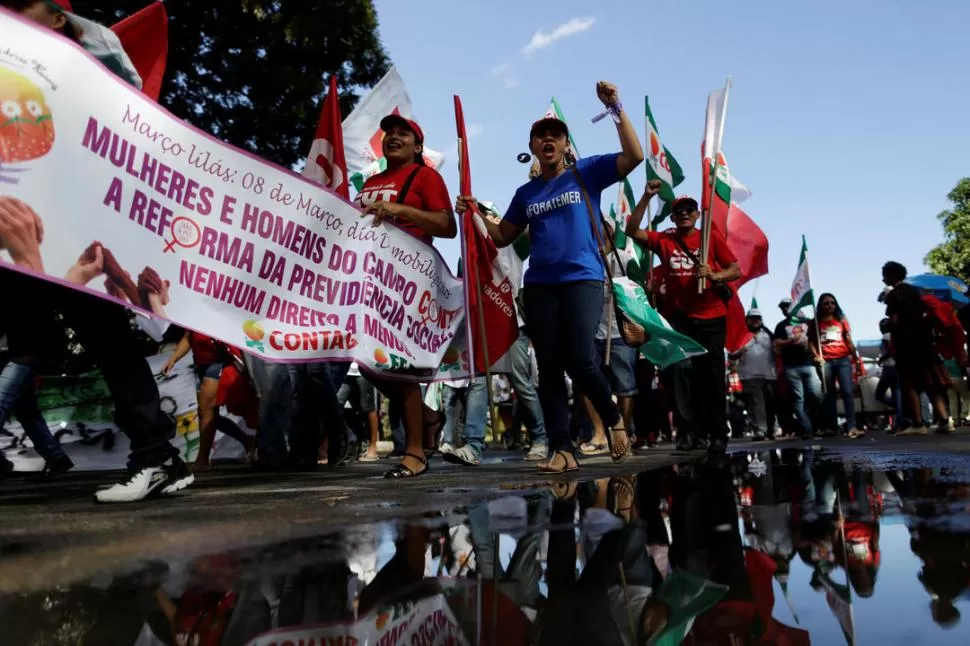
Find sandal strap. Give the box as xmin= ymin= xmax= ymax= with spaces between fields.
xmin=404 ymin=452 xmax=428 ymax=466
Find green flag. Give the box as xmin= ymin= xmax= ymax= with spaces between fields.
xmin=751 ymin=297 xmax=759 ymax=310
xmin=645 ymin=97 xmax=685 ymax=228
xmin=545 ymin=97 xmax=581 ymax=159
xmin=790 ymin=236 xmax=814 ymax=318
xmin=650 ymin=571 xmax=729 ymax=646
xmin=612 ymin=277 xmax=707 ymax=368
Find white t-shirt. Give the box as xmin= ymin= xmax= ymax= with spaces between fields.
xmin=738 ymin=328 xmax=776 ymax=380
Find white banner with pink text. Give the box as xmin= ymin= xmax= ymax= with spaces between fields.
xmin=0 ymin=10 xmax=467 ymax=379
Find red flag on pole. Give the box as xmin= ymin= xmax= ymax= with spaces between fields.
xmin=454 ymin=96 xmax=517 ymax=374
xmin=711 ymin=202 xmax=768 ymax=286
xmin=302 ymin=76 xmax=349 ymax=198
xmin=111 ymin=2 xmax=168 ymax=102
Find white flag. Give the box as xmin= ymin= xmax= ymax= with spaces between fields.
xmin=342 ymin=66 xmax=445 ymax=190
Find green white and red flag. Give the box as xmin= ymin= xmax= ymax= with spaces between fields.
xmin=343 ymin=66 xmax=445 ymax=192
xmin=644 ymin=97 xmax=685 ymax=227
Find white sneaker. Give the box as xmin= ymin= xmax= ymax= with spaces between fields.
xmin=442 ymin=445 xmax=481 ymax=466
xmin=162 ymin=457 xmax=195 ymax=495
xmin=439 ymin=442 xmax=456 ymax=456
xmin=935 ymin=419 xmax=956 ymax=435
xmin=95 ymin=466 xmax=170 ymax=503
xmin=525 ymin=443 xmax=549 ymax=461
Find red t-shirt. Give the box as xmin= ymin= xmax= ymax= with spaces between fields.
xmin=643 ymin=228 xmax=737 ymax=319
xmin=189 ymin=332 xmax=223 ymax=366
xmin=818 ymin=318 xmax=851 ymax=360
xmin=354 ymin=163 xmax=451 ymax=244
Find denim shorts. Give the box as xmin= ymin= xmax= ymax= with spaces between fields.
xmin=595 ymin=338 xmax=638 ymax=397
xmin=195 ymin=362 xmax=225 ymax=381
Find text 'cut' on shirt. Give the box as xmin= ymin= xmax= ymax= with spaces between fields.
xmin=641 ymin=228 xmax=738 ymax=320
xmin=355 ymin=163 xmax=452 ymax=245
xmin=502 ymin=153 xmax=621 ymax=284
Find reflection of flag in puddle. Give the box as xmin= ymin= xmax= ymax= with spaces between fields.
xmin=817 ymin=563 xmax=855 ymax=645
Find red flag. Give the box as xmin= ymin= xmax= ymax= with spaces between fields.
xmin=725 ymin=293 xmax=752 ymax=353
xmin=111 ymin=2 xmax=168 ymax=102
xmin=302 ymin=76 xmax=349 ymax=198
xmin=709 ymin=201 xmax=768 ymax=286
xmin=454 ymin=96 xmax=517 ymax=374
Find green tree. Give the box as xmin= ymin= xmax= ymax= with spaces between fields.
xmin=925 ymin=178 xmax=970 ymax=281
xmin=72 ymin=0 xmax=390 ymax=169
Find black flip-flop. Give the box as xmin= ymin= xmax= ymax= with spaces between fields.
xmin=537 ymin=450 xmax=579 ymax=474
xmin=384 ymin=453 xmax=429 ymax=479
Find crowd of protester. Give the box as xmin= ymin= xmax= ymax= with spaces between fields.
xmin=2 ymin=0 xmax=969 ymax=506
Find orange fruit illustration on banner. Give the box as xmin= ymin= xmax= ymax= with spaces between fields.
xmin=374 ymin=348 xmax=389 ymax=365
xmin=242 ymin=319 xmax=264 ymax=342
xmin=0 ymin=66 xmax=54 ymax=163
xmin=376 ymin=611 xmax=390 ymax=630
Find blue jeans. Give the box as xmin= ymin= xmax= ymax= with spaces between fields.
xmin=524 ymin=281 xmax=620 ymax=453
xmin=875 ymin=365 xmax=902 ymax=420
xmin=785 ymin=365 xmax=823 ymax=435
xmin=823 ymin=356 xmax=856 ymax=430
xmin=0 ymin=361 xmax=65 ymax=461
xmin=441 ymin=377 xmax=487 ymax=457
xmin=507 ymin=331 xmax=547 ymax=445
xmin=246 ymin=357 xmax=295 ymax=464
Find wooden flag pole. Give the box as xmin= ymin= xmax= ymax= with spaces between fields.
xmin=699 ymin=76 xmax=732 ymax=294
xmin=458 ymin=136 xmax=500 ymax=441
xmin=645 ymin=196 xmax=655 ymax=298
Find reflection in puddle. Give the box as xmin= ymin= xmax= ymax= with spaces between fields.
xmin=3 ymin=449 xmax=970 ymax=645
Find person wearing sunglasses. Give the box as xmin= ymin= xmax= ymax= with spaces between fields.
xmin=625 ymin=187 xmax=741 ymax=455
xmin=808 ymin=293 xmax=864 ymax=438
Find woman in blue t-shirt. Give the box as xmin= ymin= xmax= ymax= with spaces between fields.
xmin=456 ymin=81 xmax=643 ymax=473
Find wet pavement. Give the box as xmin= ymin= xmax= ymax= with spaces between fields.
xmin=2 ymin=434 xmax=970 ymax=644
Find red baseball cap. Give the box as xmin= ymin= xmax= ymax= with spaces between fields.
xmin=45 ymin=0 xmax=73 ymax=12
xmin=380 ymin=114 xmax=424 ymax=143
xmin=670 ymin=195 xmax=699 ymax=213
xmin=530 ymin=117 xmax=568 ymax=139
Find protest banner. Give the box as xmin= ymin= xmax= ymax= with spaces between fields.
xmin=0 ymin=10 xmax=466 ymax=378
xmin=1 ymin=347 xmax=254 ymax=471
xmin=244 ymin=593 xmax=469 ymax=646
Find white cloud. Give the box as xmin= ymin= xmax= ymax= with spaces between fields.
xmin=490 ymin=62 xmax=519 ymax=89
xmin=467 ymin=123 xmax=484 ymax=139
xmin=522 ymin=17 xmax=596 ymax=56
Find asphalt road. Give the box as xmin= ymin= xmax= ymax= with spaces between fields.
xmin=1 ymin=430 xmax=969 ymax=594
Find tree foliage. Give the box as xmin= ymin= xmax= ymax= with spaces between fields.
xmin=72 ymin=0 xmax=390 ymax=169
xmin=925 ymin=178 xmax=970 ymax=282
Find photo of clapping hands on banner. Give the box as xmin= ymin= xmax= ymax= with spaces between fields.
xmin=0 ymin=196 xmax=173 ymax=328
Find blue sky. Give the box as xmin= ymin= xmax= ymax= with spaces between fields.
xmin=373 ymin=0 xmax=970 ymax=340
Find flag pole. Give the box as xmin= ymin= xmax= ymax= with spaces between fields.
xmin=803 ymin=234 xmax=827 ymax=395
xmin=458 ymin=136 xmax=499 ymax=440
xmin=699 ymin=75 xmax=732 ymax=294
xmin=643 ymin=105 xmax=656 ymax=287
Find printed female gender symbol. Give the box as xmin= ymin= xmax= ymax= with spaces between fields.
xmin=164 ymin=216 xmax=201 ymax=253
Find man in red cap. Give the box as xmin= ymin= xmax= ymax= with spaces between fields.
xmin=626 ymin=187 xmax=741 ymax=455
xmin=0 ymin=0 xmax=193 ymax=502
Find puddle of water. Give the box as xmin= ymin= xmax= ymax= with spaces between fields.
xmin=3 ymin=448 xmax=970 ymax=645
